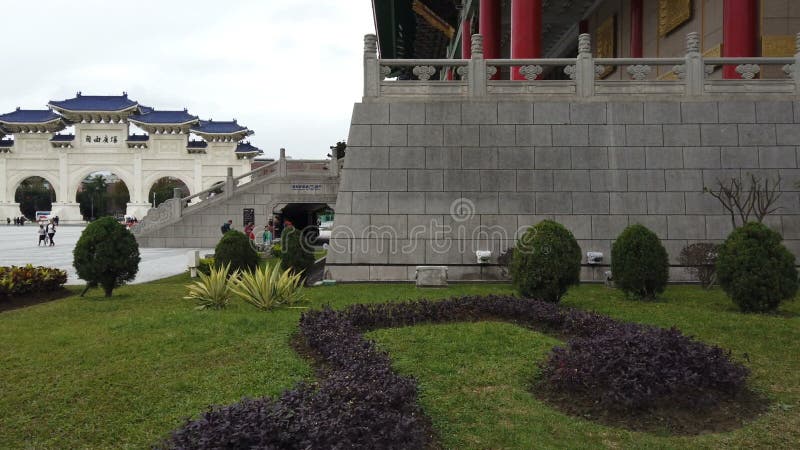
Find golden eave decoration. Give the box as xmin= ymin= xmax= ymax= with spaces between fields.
xmin=596 ymin=15 xmax=616 ymax=79
xmin=659 ymin=0 xmax=692 ymax=37
xmin=412 ymin=0 xmax=455 ymax=40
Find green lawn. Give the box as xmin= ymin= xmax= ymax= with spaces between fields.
xmin=0 ymin=277 xmax=798 ymax=449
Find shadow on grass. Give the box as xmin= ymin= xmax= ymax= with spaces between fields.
xmin=531 ymin=379 xmax=769 ymax=436
xmin=0 ymin=288 xmax=75 ymax=313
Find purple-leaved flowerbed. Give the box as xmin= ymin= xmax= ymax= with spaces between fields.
xmin=162 ymin=295 xmax=751 ymax=449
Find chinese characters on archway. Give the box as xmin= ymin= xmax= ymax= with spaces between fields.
xmin=84 ymin=135 xmax=119 ymax=144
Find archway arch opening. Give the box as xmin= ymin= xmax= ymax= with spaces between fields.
xmin=147 ymin=177 xmax=190 ymax=208
xmin=14 ymin=176 xmax=56 ymax=221
xmin=272 ymin=203 xmax=334 ymax=244
xmin=76 ymin=171 xmax=130 ymax=221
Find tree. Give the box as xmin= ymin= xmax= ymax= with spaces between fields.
xmin=14 ymin=177 xmax=54 ymax=220
xmin=611 ymin=224 xmax=670 ymax=300
xmin=280 ymin=225 xmax=315 ymax=277
xmin=73 ymin=216 xmax=141 ymax=297
xmin=328 ymin=141 xmax=347 ymax=160
xmin=717 ymin=222 xmax=798 ymax=312
xmin=107 ymin=181 xmax=130 ymax=216
xmin=78 ymin=174 xmax=108 ymax=219
xmin=510 ymin=220 xmax=582 ymax=302
xmin=214 ymin=230 xmax=259 ymax=274
xmin=149 ymin=177 xmax=190 ymax=208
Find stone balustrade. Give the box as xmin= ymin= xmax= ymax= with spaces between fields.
xmin=364 ymin=32 xmax=800 ymax=99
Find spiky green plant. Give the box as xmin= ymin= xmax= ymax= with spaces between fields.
xmin=184 ymin=263 xmax=235 ymax=310
xmin=230 ymin=263 xmax=305 ymax=311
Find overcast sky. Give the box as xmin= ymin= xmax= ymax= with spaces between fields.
xmin=1 ymin=0 xmax=375 ymax=159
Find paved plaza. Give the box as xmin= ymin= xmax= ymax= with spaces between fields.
xmin=0 ymin=225 xmax=212 ymax=285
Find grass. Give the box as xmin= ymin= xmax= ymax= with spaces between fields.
xmin=0 ymin=278 xmax=798 ymax=449
xmin=370 ymin=286 xmax=800 ymax=449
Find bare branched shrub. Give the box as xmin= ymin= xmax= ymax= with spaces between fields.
xmin=678 ymin=243 xmax=718 ymax=288
xmin=704 ymin=174 xmax=782 ymax=229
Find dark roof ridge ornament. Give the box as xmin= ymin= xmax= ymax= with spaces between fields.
xmin=123 ymin=91 xmax=128 ymax=98
xmin=16 ymin=107 xmax=20 ymax=111
xmin=76 ymin=91 xmax=82 ymax=97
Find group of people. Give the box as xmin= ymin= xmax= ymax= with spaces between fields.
xmin=8 ymin=217 xmax=26 ymax=226
xmin=6 ymin=216 xmax=60 ymax=227
xmin=222 ymin=217 xmax=293 ymax=245
xmin=37 ymin=220 xmax=57 ymax=246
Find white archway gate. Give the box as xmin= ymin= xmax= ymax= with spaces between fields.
xmin=0 ymin=93 xmax=259 ymax=223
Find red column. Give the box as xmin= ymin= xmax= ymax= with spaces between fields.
xmin=579 ymin=20 xmax=589 ymax=35
xmin=461 ymin=18 xmax=472 ymax=59
xmin=511 ymin=0 xmax=542 ymax=80
xmin=723 ymin=0 xmax=758 ymax=79
xmin=630 ymin=0 xmax=643 ymax=58
xmin=479 ymin=0 xmax=501 ymax=79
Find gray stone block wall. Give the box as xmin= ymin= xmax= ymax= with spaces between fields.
xmin=329 ymin=99 xmax=800 ymax=282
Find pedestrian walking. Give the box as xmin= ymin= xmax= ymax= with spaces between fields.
xmin=37 ymin=224 xmax=46 ymax=246
xmin=5 ymin=217 xmax=9 ymax=226
xmin=46 ymin=221 xmax=56 ymax=246
xmin=244 ymin=222 xmax=255 ymax=240
xmin=220 ymin=219 xmax=233 ymax=235
xmin=262 ymin=223 xmax=272 ymax=245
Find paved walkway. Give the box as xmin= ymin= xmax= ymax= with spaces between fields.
xmin=0 ymin=225 xmax=212 ymax=285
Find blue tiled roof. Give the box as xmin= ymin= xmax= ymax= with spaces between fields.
xmin=235 ymin=142 xmax=262 ymax=153
xmin=138 ymin=105 xmax=154 ymax=114
xmin=50 ymin=134 xmax=75 ymax=142
xmin=0 ymin=139 xmax=13 ymax=147
xmin=48 ymin=92 xmax=138 ymax=112
xmin=129 ymin=109 xmax=199 ymax=125
xmin=0 ymin=108 xmax=62 ymax=124
xmin=191 ymin=120 xmax=251 ymax=135
xmin=187 ymin=140 xmax=208 ymax=148
xmin=126 ymin=134 xmax=150 ymax=142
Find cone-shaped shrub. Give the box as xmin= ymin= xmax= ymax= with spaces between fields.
xmin=73 ymin=216 xmax=140 ymax=297
xmin=280 ymin=226 xmax=314 ymax=276
xmin=611 ymin=224 xmax=669 ymax=300
xmin=717 ymin=222 xmax=798 ymax=312
xmin=511 ymin=220 xmax=582 ymax=302
xmin=214 ymin=230 xmax=258 ymax=274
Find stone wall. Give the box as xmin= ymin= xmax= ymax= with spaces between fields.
xmin=327 ymin=99 xmax=800 ymax=282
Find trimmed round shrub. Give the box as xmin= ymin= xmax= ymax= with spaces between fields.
xmin=511 ymin=220 xmax=581 ymax=302
xmin=717 ymin=222 xmax=798 ymax=313
xmin=541 ymin=325 xmax=749 ymax=411
xmin=611 ymin=224 xmax=669 ymax=299
xmin=214 ymin=230 xmax=258 ymax=273
xmin=73 ymin=216 xmax=140 ymax=297
xmin=280 ymin=226 xmax=315 ymax=276
xmin=196 ymin=257 xmax=214 ymax=276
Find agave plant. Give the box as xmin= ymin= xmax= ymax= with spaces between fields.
xmin=230 ymin=263 xmax=305 ymax=311
xmin=184 ymin=263 xmax=235 ymax=310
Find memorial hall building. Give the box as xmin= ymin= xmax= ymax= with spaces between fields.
xmin=322 ymin=0 xmax=800 ymax=282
